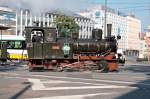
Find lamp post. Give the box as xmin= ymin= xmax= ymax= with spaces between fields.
xmin=0 ymin=29 xmax=2 ymax=58
xmin=104 ymin=0 xmax=107 ymax=38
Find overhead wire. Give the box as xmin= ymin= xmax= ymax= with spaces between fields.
xmin=118 ymin=6 xmax=149 ymax=9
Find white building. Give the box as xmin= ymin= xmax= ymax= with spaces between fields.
xmin=126 ymin=16 xmax=141 ymax=56
xmin=78 ymin=5 xmax=127 ymax=51
xmin=46 ymin=10 xmax=95 ymax=39
xmin=78 ymin=5 xmax=141 ymax=56
xmin=139 ymin=40 xmax=147 ymax=58
xmin=17 ymin=9 xmax=95 ymax=39
xmin=0 ymin=6 xmax=16 ymax=35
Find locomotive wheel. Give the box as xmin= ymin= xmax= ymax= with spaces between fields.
xmin=98 ymin=60 xmax=109 ymax=72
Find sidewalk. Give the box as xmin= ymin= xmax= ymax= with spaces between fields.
xmin=124 ymin=60 xmax=150 ymax=67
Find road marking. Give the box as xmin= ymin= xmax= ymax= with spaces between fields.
xmin=0 ymin=72 xmax=19 ymax=75
xmin=42 ymin=80 xmax=70 ymax=83
xmin=38 ymin=85 xmax=130 ymax=91
xmin=30 ymin=74 xmax=150 ymax=86
xmin=30 ymin=92 xmax=116 ymax=99
xmin=28 ymin=78 xmax=135 ymax=91
xmin=28 ymin=79 xmax=45 ymax=90
xmin=42 ymin=80 xmax=107 ymax=86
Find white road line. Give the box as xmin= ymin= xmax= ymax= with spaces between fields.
xmin=0 ymin=72 xmax=19 ymax=75
xmin=30 ymin=92 xmax=116 ymax=99
xmin=31 ymin=74 xmax=150 ymax=86
xmin=40 ymin=85 xmax=131 ymax=91
xmin=28 ymin=78 xmax=136 ymax=91
xmin=42 ymin=80 xmax=107 ymax=86
xmin=28 ymin=78 xmax=45 ymax=90
xmin=42 ymin=80 xmax=70 ymax=83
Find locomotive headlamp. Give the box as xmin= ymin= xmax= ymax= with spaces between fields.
xmin=62 ymin=43 xmax=70 ymax=58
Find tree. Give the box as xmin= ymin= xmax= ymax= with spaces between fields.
xmin=54 ymin=15 xmax=79 ymax=37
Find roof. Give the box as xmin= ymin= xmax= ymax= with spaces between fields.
xmin=0 ymin=6 xmax=15 ymax=12
xmin=0 ymin=35 xmax=25 ymax=40
xmin=47 ymin=9 xmax=90 ymax=20
xmin=0 ymin=25 xmax=10 ymax=30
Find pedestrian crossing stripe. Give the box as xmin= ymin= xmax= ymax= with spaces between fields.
xmin=30 ymin=92 xmax=116 ymax=99
xmin=28 ymin=78 xmax=135 ymax=91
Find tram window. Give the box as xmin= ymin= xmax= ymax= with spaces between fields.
xmin=14 ymin=41 xmax=22 ymax=49
xmin=46 ymin=33 xmax=53 ymax=42
xmin=7 ymin=41 xmax=15 ymax=49
xmin=0 ymin=41 xmax=7 ymax=49
xmin=32 ymin=35 xmax=36 ymax=42
xmin=31 ymin=30 xmax=44 ymax=43
xmin=22 ymin=41 xmax=26 ymax=49
xmin=7 ymin=41 xmax=24 ymax=49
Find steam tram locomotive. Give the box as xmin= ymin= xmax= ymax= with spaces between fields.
xmin=24 ymin=26 xmax=120 ymax=72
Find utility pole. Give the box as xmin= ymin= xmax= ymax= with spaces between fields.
xmin=147 ymin=5 xmax=150 ymax=62
xmin=104 ymin=0 xmax=107 ymax=38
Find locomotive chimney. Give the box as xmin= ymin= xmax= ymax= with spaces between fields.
xmin=107 ymin=24 xmax=112 ymax=37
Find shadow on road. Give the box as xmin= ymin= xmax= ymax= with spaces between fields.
xmin=115 ymin=75 xmax=150 ymax=99
xmin=116 ymin=63 xmax=150 ymax=99
xmin=0 ymin=61 xmax=25 ymax=72
xmin=123 ymin=64 xmax=150 ymax=73
xmin=10 ymin=82 xmax=31 ymax=99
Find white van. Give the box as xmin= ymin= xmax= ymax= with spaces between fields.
xmin=116 ymin=49 xmax=126 ymax=64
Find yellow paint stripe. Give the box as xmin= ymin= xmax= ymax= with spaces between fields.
xmin=9 ymin=54 xmax=28 ymax=60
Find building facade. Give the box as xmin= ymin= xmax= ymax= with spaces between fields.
xmin=17 ymin=9 xmax=95 ymax=39
xmin=78 ymin=5 xmax=127 ymax=51
xmin=138 ymin=32 xmax=147 ymax=58
xmin=46 ymin=11 xmax=95 ymax=39
xmin=126 ymin=16 xmax=141 ymax=57
xmin=144 ymin=25 xmax=150 ymax=61
xmin=0 ymin=6 xmax=16 ymax=35
xmin=78 ymin=5 xmax=141 ymax=57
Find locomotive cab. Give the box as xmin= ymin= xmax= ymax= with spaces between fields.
xmin=92 ymin=29 xmax=103 ymax=41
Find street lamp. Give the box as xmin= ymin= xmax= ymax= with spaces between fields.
xmin=104 ymin=0 xmax=107 ymax=38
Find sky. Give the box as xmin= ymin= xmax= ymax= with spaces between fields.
xmin=91 ymin=0 xmax=150 ymax=32
xmin=0 ymin=0 xmax=149 ymax=31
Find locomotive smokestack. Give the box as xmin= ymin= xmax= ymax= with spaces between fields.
xmin=107 ymin=24 xmax=112 ymax=37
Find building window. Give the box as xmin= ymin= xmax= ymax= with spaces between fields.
xmin=80 ymin=26 xmax=83 ymax=31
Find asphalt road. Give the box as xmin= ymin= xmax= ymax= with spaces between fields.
xmin=0 ymin=61 xmax=150 ymax=99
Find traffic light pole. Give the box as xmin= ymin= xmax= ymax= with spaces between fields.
xmin=104 ymin=0 xmax=107 ymax=38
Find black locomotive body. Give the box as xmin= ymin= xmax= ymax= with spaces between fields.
xmin=25 ymin=27 xmax=118 ymax=72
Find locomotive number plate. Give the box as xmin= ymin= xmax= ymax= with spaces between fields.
xmin=52 ymin=45 xmax=60 ymax=50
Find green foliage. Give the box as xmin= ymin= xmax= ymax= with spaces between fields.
xmin=54 ymin=15 xmax=79 ymax=37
